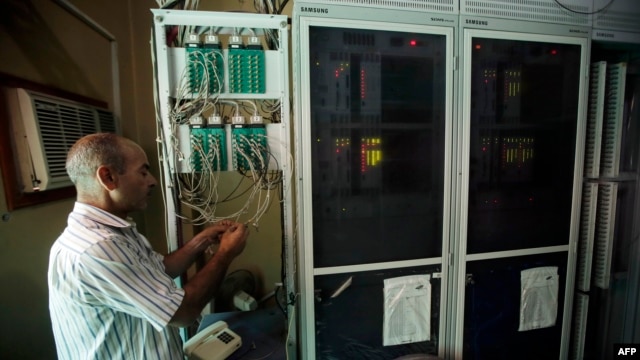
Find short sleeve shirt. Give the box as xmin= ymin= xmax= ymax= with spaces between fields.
xmin=48 ymin=202 xmax=185 ymax=359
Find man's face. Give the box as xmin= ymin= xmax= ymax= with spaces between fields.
xmin=113 ymin=144 xmax=157 ymax=214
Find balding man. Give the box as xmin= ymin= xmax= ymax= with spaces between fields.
xmin=48 ymin=133 xmax=248 ymax=359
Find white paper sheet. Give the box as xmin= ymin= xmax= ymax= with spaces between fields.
xmin=518 ymin=266 xmax=559 ymax=331
xmin=383 ymin=274 xmax=431 ymax=346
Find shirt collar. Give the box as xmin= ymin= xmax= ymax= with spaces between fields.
xmin=73 ymin=202 xmax=134 ymax=229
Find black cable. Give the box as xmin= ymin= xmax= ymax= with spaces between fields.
xmin=274 ymin=285 xmax=287 ymax=316
xmin=219 ymin=177 xmax=254 ymax=203
xmin=553 ymin=0 xmax=615 ymax=15
xmin=160 ymin=0 xmax=184 ymax=9
xmin=276 ymin=0 xmax=290 ymax=14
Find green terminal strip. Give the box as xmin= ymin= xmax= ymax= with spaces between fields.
xmin=231 ymin=124 xmax=268 ymax=171
xmin=190 ymin=124 xmax=227 ymax=172
xmin=228 ymin=39 xmax=266 ymax=94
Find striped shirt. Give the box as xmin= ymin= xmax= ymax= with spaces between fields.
xmin=48 ymin=202 xmax=185 ymax=359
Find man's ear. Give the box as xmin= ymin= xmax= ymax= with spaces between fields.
xmin=96 ymin=166 xmax=118 ymax=191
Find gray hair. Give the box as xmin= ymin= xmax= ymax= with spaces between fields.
xmin=66 ymin=133 xmax=129 ymax=187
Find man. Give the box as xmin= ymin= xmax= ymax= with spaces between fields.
xmin=48 ymin=133 xmax=249 ymax=359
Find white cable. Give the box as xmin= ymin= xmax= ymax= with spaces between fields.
xmin=239 ymin=99 xmax=259 ymax=116
xmin=285 ymin=293 xmax=298 ymax=360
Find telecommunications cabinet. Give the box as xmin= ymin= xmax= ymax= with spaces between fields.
xmin=456 ymin=1 xmax=591 ymax=359
xmin=151 ymin=9 xmax=296 ymax=355
xmin=293 ymin=1 xmax=457 ymax=358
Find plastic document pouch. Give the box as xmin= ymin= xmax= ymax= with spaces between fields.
xmin=518 ymin=266 xmax=559 ymax=331
xmin=383 ymin=274 xmax=431 ymax=346
xmin=183 ymin=321 xmax=242 ymax=360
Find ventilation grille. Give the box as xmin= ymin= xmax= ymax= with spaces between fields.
xmin=571 ymin=292 xmax=589 ymax=360
xmin=461 ymin=0 xmax=590 ymax=25
xmin=297 ymin=0 xmax=457 ymax=14
xmin=600 ymin=63 xmax=627 ymax=178
xmin=576 ymin=182 xmax=598 ymax=292
xmin=34 ymin=97 xmax=104 ymax=178
xmin=7 ymin=88 xmax=118 ymax=192
xmin=594 ymin=0 xmax=640 ymax=32
xmin=593 ymin=182 xmax=618 ymax=289
xmin=97 ymin=109 xmax=117 ymax=133
xmin=584 ymin=62 xmax=606 ymax=179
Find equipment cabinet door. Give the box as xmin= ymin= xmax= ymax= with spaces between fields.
xmin=455 ymin=28 xmax=588 ymax=359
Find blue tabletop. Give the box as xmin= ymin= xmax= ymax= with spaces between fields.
xmin=197 ymin=308 xmax=288 ymax=360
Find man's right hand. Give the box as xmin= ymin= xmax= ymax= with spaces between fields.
xmin=217 ymin=222 xmax=249 ymax=259
xmin=170 ymin=221 xmax=250 ymax=327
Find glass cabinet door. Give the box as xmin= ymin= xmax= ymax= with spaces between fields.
xmin=459 ymin=29 xmax=588 ymax=359
xmin=308 ymin=25 xmax=447 ymax=267
xmin=466 ymin=36 xmax=582 ymax=254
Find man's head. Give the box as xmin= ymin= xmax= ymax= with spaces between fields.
xmin=66 ymin=133 xmax=157 ymax=218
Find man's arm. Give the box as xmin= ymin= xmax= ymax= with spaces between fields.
xmin=169 ymin=223 xmax=248 ymax=327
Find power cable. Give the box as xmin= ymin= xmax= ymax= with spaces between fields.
xmin=553 ymin=0 xmax=615 ymax=15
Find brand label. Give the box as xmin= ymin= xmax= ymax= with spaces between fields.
xmin=301 ymin=6 xmax=328 ymax=14
xmin=596 ymin=32 xmax=615 ymax=38
xmin=466 ymin=19 xmax=488 ymax=26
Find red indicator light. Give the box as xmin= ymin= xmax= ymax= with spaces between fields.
xmin=475 ymin=44 xmax=482 ymax=50
xmin=550 ymin=49 xmax=557 ymax=55
xmin=410 ymin=39 xmax=417 ymax=46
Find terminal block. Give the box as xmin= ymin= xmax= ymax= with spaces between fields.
xmin=187 ymin=35 xmax=224 ymax=95
xmin=203 ymin=35 xmax=224 ymax=94
xmin=231 ymin=124 xmax=268 ymax=171
xmin=228 ymin=38 xmax=266 ymax=94
xmin=190 ymin=125 xmax=227 ymax=172
xmin=185 ymin=35 xmax=204 ymax=94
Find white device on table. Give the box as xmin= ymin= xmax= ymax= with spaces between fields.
xmin=184 ymin=320 xmax=242 ymax=360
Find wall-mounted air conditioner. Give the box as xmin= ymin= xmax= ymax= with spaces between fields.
xmin=3 ymin=87 xmax=118 ymax=193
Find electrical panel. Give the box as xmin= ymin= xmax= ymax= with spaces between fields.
xmin=151 ymin=8 xmax=296 ymax=355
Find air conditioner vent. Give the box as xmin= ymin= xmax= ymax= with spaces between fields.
xmin=97 ymin=109 xmax=117 ymax=133
xmin=4 ymin=87 xmax=119 ymax=192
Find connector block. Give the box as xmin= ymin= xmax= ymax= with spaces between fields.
xmin=249 ymin=115 xmax=263 ymax=124
xmin=204 ymin=35 xmax=220 ymax=48
xmin=207 ymin=115 xmax=223 ymax=126
xmin=228 ymin=48 xmax=266 ymax=94
xmin=190 ymin=115 xmax=204 ymax=127
xmin=232 ymin=115 xmax=246 ymax=125
xmin=185 ymin=33 xmax=200 ymax=47
xmin=186 ymin=39 xmax=224 ymax=95
xmin=246 ymin=36 xmax=262 ymax=50
xmin=190 ymin=126 xmax=227 ymax=172
xmin=204 ymin=48 xmax=224 ymax=94
xmin=231 ymin=124 xmax=268 ymax=171
xmin=186 ymin=46 xmax=204 ymax=94
xmin=228 ymin=35 xmax=243 ymax=49
xmin=208 ymin=126 xmax=228 ymax=171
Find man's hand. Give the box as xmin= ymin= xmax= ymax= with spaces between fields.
xmin=191 ymin=220 xmax=234 ymax=253
xmin=163 ymin=220 xmax=236 ymax=277
xmin=169 ymin=221 xmax=249 ymax=327
xmin=216 ymin=222 xmax=249 ymax=259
